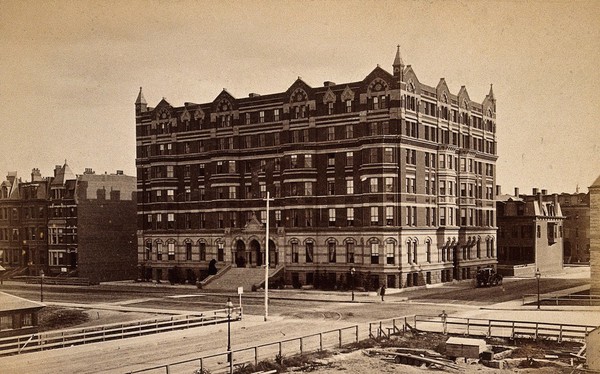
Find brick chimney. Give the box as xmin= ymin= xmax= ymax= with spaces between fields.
xmin=496 ymin=185 xmax=501 ymax=195
xmin=542 ymin=189 xmax=548 ymax=195
xmin=533 ymin=188 xmax=539 ymax=195
xmin=31 ymin=168 xmax=42 ymax=182
xmin=514 ymin=187 xmax=520 ymax=197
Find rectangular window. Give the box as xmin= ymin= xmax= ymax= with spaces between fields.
xmin=305 ymin=154 xmax=312 ymax=168
xmin=386 ymin=242 xmax=395 ymax=265
xmin=345 ymin=124 xmax=353 ymax=139
xmin=327 ymin=179 xmax=335 ymax=195
xmin=346 ymin=179 xmax=354 ymax=194
xmin=245 ymin=113 xmax=251 ymax=125
xmin=327 ymin=127 xmax=335 ymax=140
xmin=305 ymin=209 xmax=313 ymax=226
xmin=327 ymin=154 xmax=335 ymax=167
xmin=291 ymin=154 xmax=298 ymax=168
xmin=369 ymin=177 xmax=378 ymax=193
xmin=385 ymin=177 xmax=393 ymax=192
xmin=304 ymin=182 xmax=313 ymax=196
xmin=156 ymin=243 xmax=163 ymax=260
xmin=369 ymin=148 xmax=378 ymax=163
xmin=346 ymin=152 xmax=353 ymax=167
xmin=218 ymin=244 xmax=224 ymax=262
xmin=199 ymin=242 xmax=206 ymax=261
xmin=384 ymin=147 xmax=393 ymax=163
xmin=406 ymin=149 xmax=416 ymax=165
xmin=371 ymin=242 xmax=379 ymax=264
xmin=328 ymin=208 xmax=336 ymax=226
xmin=292 ymin=242 xmax=299 ymax=263
xmin=347 ymin=207 xmax=354 ymax=226
xmin=370 ymin=206 xmax=379 ymax=225
xmin=346 ymin=242 xmax=355 ymax=263
xmin=185 ymin=242 xmax=192 ymax=261
xmin=229 ymin=186 xmax=236 ymax=199
xmin=259 ymin=111 xmax=265 ymax=123
xmin=328 ymin=241 xmax=336 ymax=263
xmin=345 ymin=99 xmax=352 ymax=112
xmin=305 ymin=242 xmax=314 ymax=263
xmin=167 ymin=242 xmax=175 ymax=260
xmin=386 ymin=206 xmax=394 ymax=225
xmin=274 ymin=109 xmax=280 ymax=121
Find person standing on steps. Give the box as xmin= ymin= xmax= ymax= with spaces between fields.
xmin=380 ymin=284 xmax=386 ymax=301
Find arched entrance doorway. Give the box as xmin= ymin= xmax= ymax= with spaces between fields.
xmin=235 ymin=240 xmax=246 ymax=267
xmin=250 ymin=239 xmax=262 ymax=267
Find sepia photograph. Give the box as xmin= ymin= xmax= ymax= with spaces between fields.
xmin=0 ymin=0 xmax=599 ymax=373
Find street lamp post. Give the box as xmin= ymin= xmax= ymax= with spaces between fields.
xmin=535 ymin=268 xmax=541 ymax=310
xmin=226 ymin=297 xmax=233 ymax=374
xmin=350 ymin=267 xmax=356 ymax=302
xmin=40 ymin=270 xmax=45 ymax=302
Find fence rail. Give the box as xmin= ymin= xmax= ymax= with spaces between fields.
xmin=412 ymin=315 xmax=596 ymax=342
xmin=522 ymin=293 xmax=600 ymax=306
xmin=126 ymin=325 xmax=360 ymax=374
xmin=0 ymin=307 xmax=241 ymax=356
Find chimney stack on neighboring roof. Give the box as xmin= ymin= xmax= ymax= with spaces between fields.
xmin=31 ymin=168 xmax=42 ymax=182
xmin=542 ymin=189 xmax=548 ymax=195
xmin=514 ymin=187 xmax=520 ymax=197
xmin=533 ymin=188 xmax=539 ymax=195
xmin=496 ymin=185 xmax=501 ymax=196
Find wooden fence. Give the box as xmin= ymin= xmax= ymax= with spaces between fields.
xmin=126 ymin=325 xmax=360 ymax=374
xmin=0 ymin=307 xmax=241 ymax=356
xmin=522 ymin=293 xmax=600 ymax=306
xmin=411 ymin=315 xmax=596 ymax=342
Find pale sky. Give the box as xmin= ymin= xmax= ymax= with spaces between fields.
xmin=1 ymin=0 xmax=598 ymax=194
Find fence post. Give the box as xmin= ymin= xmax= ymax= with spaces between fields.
xmin=300 ymin=337 xmax=303 ymax=355
xmin=487 ymin=320 xmax=492 ymax=337
xmin=165 ymin=364 xmax=170 ymax=374
xmin=369 ymin=323 xmax=372 ymax=338
xmin=279 ymin=341 xmax=282 ymax=357
xmin=200 ymin=358 xmax=203 ymax=372
xmin=404 ymin=317 xmax=407 ymax=333
xmin=558 ymin=325 xmax=563 ymax=343
xmin=339 ymin=329 xmax=342 ymax=348
xmin=355 ymin=325 xmax=359 ymax=343
xmin=511 ymin=321 xmax=515 ymax=339
xmin=534 ymin=323 xmax=539 ymax=340
xmin=393 ymin=318 xmax=396 ymax=334
xmin=379 ymin=321 xmax=382 ymax=338
xmin=466 ymin=319 xmax=470 ymax=336
xmin=319 ymin=333 xmax=323 ymax=351
xmin=254 ymin=346 xmax=258 ymax=366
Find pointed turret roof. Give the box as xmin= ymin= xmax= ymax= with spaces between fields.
xmin=135 ymin=87 xmax=147 ymax=105
xmin=393 ymin=45 xmax=404 ymax=67
xmin=488 ymin=84 xmax=495 ymax=101
xmin=51 ymin=161 xmax=76 ymax=186
xmin=590 ymin=174 xmax=600 ymax=189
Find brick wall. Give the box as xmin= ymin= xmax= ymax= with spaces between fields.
xmin=590 ymin=185 xmax=600 ymax=295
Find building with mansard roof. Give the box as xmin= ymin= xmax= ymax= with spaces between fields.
xmin=135 ymin=47 xmax=498 ymax=289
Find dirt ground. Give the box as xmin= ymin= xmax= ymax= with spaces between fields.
xmin=38 ymin=306 xmax=162 ymax=331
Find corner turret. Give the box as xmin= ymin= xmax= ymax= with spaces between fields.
xmin=135 ymin=87 xmax=147 ymax=114
xmin=392 ymin=45 xmax=404 ymax=79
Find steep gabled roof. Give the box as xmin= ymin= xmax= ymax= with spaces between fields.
xmin=590 ymin=175 xmax=600 ymax=189
xmin=51 ymin=162 xmax=76 ymax=186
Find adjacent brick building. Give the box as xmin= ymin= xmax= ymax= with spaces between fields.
xmin=496 ymin=188 xmax=564 ymax=276
xmin=558 ymin=191 xmax=590 ymax=263
xmin=135 ymin=47 xmax=499 ymax=288
xmin=590 ymin=175 xmax=600 ymax=296
xmin=0 ymin=164 xmax=137 ymax=283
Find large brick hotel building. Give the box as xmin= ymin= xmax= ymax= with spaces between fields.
xmin=135 ymin=47 xmax=498 ymax=288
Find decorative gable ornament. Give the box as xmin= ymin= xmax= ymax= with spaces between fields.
xmin=290 ymin=88 xmax=308 ymax=103
xmin=322 ymin=88 xmax=336 ymax=104
xmin=341 ymin=86 xmax=355 ymax=101
xmin=180 ymin=109 xmax=191 ymax=122
xmin=193 ymin=108 xmax=205 ymax=121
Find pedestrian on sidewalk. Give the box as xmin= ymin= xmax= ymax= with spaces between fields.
xmin=439 ymin=310 xmax=448 ymax=335
xmin=380 ymin=284 xmax=386 ymax=301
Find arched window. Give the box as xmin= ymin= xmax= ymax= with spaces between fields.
xmin=385 ymin=240 xmax=395 ymax=265
xmin=413 ymin=241 xmax=418 ymax=264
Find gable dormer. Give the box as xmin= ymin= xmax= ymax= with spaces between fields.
xmin=402 ymin=65 xmax=421 ymax=95
xmin=457 ymin=86 xmax=471 ymax=110
xmin=286 ymin=78 xmax=313 ymax=118
xmin=212 ymin=89 xmax=237 ymax=127
xmin=154 ymin=98 xmax=173 ymax=120
xmin=436 ymin=79 xmax=451 ymax=119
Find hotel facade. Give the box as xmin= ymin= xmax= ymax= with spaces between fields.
xmin=135 ymin=47 xmax=498 ymax=288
